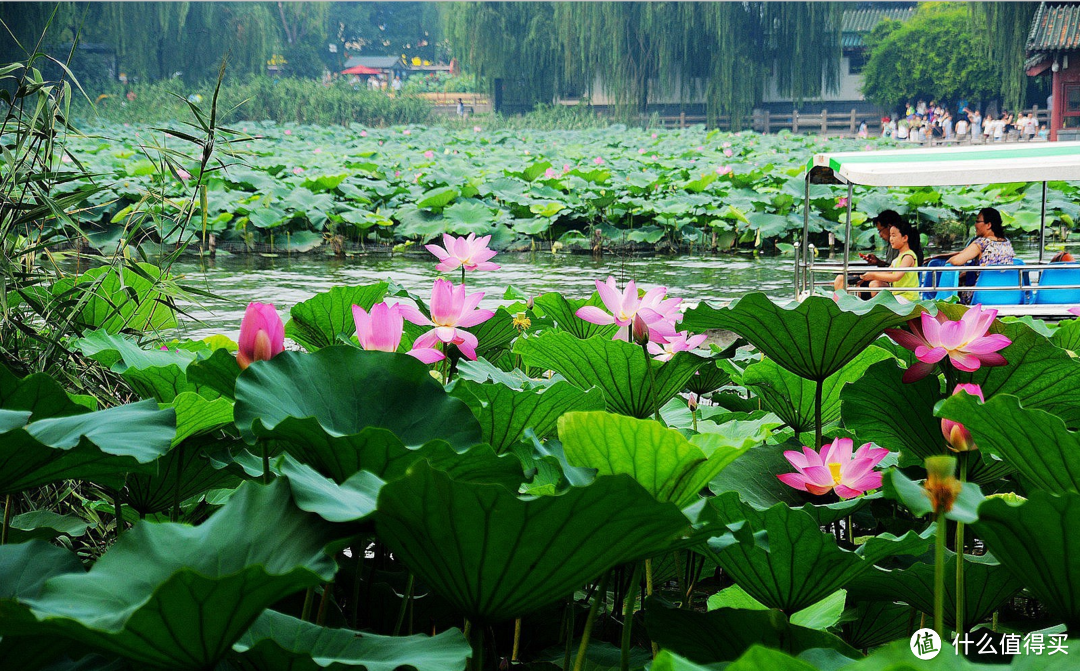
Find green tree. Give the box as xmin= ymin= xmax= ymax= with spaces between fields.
xmin=861 ymin=4 xmax=998 ymax=112
xmin=969 ymin=2 xmax=1040 ymax=112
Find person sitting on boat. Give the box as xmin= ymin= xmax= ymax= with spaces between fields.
xmin=859 ymin=217 xmax=923 ymax=301
xmin=832 ymin=210 xmax=901 ymax=296
xmin=946 ymin=207 xmax=1015 ymax=303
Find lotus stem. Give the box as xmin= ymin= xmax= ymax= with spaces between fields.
xmin=262 ymin=444 xmax=271 ymax=484
xmin=113 ymin=486 xmax=125 ymax=538
xmin=573 ymin=571 xmax=610 ymax=671
xmin=1 ymin=495 xmax=11 ymax=545
xmin=172 ymin=445 xmax=185 ymax=522
xmin=674 ymin=551 xmax=687 ymax=608
xmin=561 ymin=604 xmax=575 ymax=671
xmin=301 ymin=587 xmax=315 ymax=621
xmin=316 ymin=581 xmax=333 ymax=626
xmin=351 ymin=546 xmax=363 ymax=628
xmin=461 ymin=266 xmax=466 ymax=287
xmin=467 ymin=621 xmax=484 ymax=671
xmin=814 ymin=378 xmax=824 ymax=449
xmin=394 ymin=573 xmax=414 ymax=636
xmin=621 ymin=562 xmax=643 ymax=671
xmin=643 ymin=345 xmax=660 ymax=422
xmin=956 ymin=452 xmax=968 ymax=636
xmin=934 ymin=512 xmax=947 ymax=639
xmin=512 ymin=618 xmax=522 ymax=662
xmin=645 ymin=558 xmax=657 ymax=657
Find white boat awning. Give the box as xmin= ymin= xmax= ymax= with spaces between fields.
xmin=807 ymin=141 xmax=1080 ymax=187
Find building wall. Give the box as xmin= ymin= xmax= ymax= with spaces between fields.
xmin=762 ymin=55 xmax=865 ymax=104
xmin=1051 ymin=54 xmax=1080 ymax=140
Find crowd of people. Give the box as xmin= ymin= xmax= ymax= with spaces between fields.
xmin=880 ymin=99 xmax=1047 ymax=143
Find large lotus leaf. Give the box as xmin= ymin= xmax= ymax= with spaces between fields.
xmin=841 ymin=360 xmax=1013 ymax=484
xmin=50 ymin=262 xmax=177 ymax=334
xmin=230 ymin=609 xmax=470 ymax=671
xmin=16 ymin=480 xmax=338 ymax=669
xmin=708 ymin=440 xmax=876 ymax=527
xmin=0 ymin=366 xmax=88 ymax=420
xmin=279 ymin=455 xmax=382 ymax=524
xmin=234 ymin=347 xmax=481 ymax=451
xmin=375 ymin=462 xmax=689 ymax=623
xmin=644 ymin=599 xmax=860 ymax=664
xmin=451 ymin=379 xmax=605 ymax=454
xmin=841 ymin=601 xmax=917 ymax=650
xmin=463 ymin=307 xmax=519 ymax=358
xmin=1052 ymin=318 xmax=1080 ymax=354
xmin=742 ymin=347 xmax=890 ymax=433
xmin=681 ymin=292 xmax=925 ymax=381
xmin=937 ymin=303 xmax=1080 ymax=426
xmin=285 ymin=283 xmax=389 ymax=351
xmin=938 ymin=393 xmax=1080 ymax=495
xmin=706 ymin=585 xmax=847 ymax=630
xmin=0 ymin=541 xmax=86 ymax=667
xmin=653 ymin=647 xmax=821 ymax=671
xmin=973 ymin=490 xmax=1080 ymax=631
xmin=558 ymin=412 xmax=747 ymax=508
xmin=684 ymin=360 xmax=731 ymax=396
xmin=6 ymin=510 xmax=91 ymax=544
xmin=848 ymin=552 xmax=1022 ymax=632
xmin=514 ymin=332 xmax=706 ymax=418
xmin=532 ymin=292 xmax=619 ymax=340
xmin=168 ymin=392 xmax=234 ymax=447
xmin=124 ymin=435 xmax=246 ymax=516
xmin=702 ymin=492 xmax=927 ymax=612
xmin=0 ymin=399 xmax=176 ymax=496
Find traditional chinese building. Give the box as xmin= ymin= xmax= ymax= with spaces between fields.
xmin=1026 ymin=2 xmax=1080 ymax=140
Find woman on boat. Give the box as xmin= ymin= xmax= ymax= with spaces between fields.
xmin=860 ymin=218 xmax=923 ymax=301
xmin=947 ymin=207 xmax=1014 ymax=304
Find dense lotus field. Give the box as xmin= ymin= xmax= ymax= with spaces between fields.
xmin=3 ymin=237 xmax=1079 ymax=669
xmin=57 ymin=122 xmax=1080 ymax=254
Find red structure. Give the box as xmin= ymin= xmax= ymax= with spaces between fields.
xmin=1026 ymin=2 xmax=1080 ymax=141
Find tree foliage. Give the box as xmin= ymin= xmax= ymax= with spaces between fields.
xmin=445 ymin=2 xmax=842 ymax=125
xmin=969 ymin=2 xmax=1040 ymax=112
xmin=861 ymin=4 xmax=998 ymax=111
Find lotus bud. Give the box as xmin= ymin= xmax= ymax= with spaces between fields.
xmin=237 ymin=302 xmax=284 ymax=370
xmin=687 ymin=393 xmax=698 ymax=412
xmin=941 ymin=384 xmax=984 ymax=452
xmin=924 ymin=456 xmax=962 ymax=516
xmin=526 ymin=296 xmax=535 ymax=310
xmin=632 ymin=314 xmax=650 ymax=347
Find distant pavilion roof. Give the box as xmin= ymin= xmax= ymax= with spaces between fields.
xmin=342 ymin=55 xmax=408 ymax=71
xmin=841 ymin=5 xmax=916 ymax=50
xmin=1028 ymin=2 xmax=1080 ymax=52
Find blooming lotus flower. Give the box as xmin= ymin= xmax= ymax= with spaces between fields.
xmin=651 ymin=133 xmax=658 ymax=139
xmin=837 ymin=196 xmax=849 ymax=208
xmin=352 ymin=303 xmax=444 ymax=364
xmin=563 ymin=164 xmax=571 ymax=173
xmin=360 ymin=130 xmax=368 ymax=137
xmin=575 ymin=277 xmax=681 ymax=342
xmin=292 ymin=167 xmax=304 ymax=175
xmin=402 ymin=129 xmax=411 ymax=135
xmin=284 ymin=129 xmax=292 ymax=136
xmin=722 ymin=142 xmax=732 ymax=148
xmin=593 ymin=157 xmax=604 ymax=165
xmin=648 ymin=331 xmax=707 ymax=361
xmin=398 ymin=279 xmax=494 ymax=360
xmin=638 ymin=148 xmax=646 ymax=154
xmin=715 ymin=166 xmax=732 ymax=176
xmin=778 ymin=437 xmax=888 ymax=499
xmin=544 ymin=167 xmax=558 ymax=179
xmin=423 ymin=150 xmax=434 ymax=159
xmin=237 ymin=302 xmax=285 ymax=370
xmin=885 ymin=305 xmax=1011 ymax=382
xmin=425 ymin=233 xmax=500 ymax=273
xmin=941 ymin=384 xmax=984 ymax=452
xmin=313 ymin=148 xmax=322 ymax=154
xmin=1070 ymin=307 xmax=1080 ymax=317
xmin=177 ymin=168 xmax=191 ymax=182
xmin=473 ymin=125 xmax=482 ymax=132
xmin=723 ymin=148 xmax=734 ymax=157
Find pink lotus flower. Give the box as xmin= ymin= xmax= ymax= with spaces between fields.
xmin=177 ymin=168 xmax=191 ymax=182
xmin=715 ymin=166 xmax=732 ymax=176
xmin=314 ymin=148 xmax=322 ymax=154
xmin=593 ymin=157 xmax=604 ymax=165
xmin=885 ymin=305 xmax=1011 ymax=382
xmin=423 ymin=150 xmax=434 ymax=159
xmin=394 ymin=170 xmax=401 ymax=178
xmin=61 ymin=154 xmax=73 ymax=164
xmin=638 ymin=148 xmax=646 ymax=154
xmin=1069 ymin=307 xmax=1080 ymax=317
xmin=723 ymin=148 xmax=734 ymax=157
xmin=837 ymin=196 xmax=849 ymax=208
xmin=563 ymin=164 xmax=571 ymax=173
xmin=237 ymin=302 xmax=284 ymax=370
xmin=425 ymin=233 xmax=500 ymax=273
xmin=544 ymin=167 xmax=558 ymax=179
xmin=575 ymin=277 xmax=681 ymax=342
xmin=352 ymin=303 xmax=444 ymax=364
xmin=941 ymin=384 xmax=984 ymax=452
xmin=722 ymin=142 xmax=732 ymax=148
xmin=473 ymin=125 xmax=482 ymax=132
xmin=402 ymin=129 xmax=411 ymax=135
xmin=778 ymin=437 xmax=888 ymax=499
xmin=398 ymin=279 xmax=494 ymax=360
xmin=651 ymin=133 xmax=658 ymax=139
xmin=648 ymin=331 xmax=707 ymax=361
xmin=292 ymin=167 xmax=304 ymax=175
xmin=360 ymin=130 xmax=368 ymax=137
xmin=284 ymin=129 xmax=292 ymax=136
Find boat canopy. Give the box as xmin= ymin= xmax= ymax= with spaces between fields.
xmin=806 ymin=141 xmax=1080 ymax=187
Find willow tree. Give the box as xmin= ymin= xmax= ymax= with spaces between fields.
xmin=445 ymin=1 xmax=841 ymax=125
xmin=968 ymin=3 xmax=1040 ymax=111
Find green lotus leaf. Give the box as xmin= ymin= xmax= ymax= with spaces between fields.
xmin=463 ymin=307 xmax=518 ymax=358
xmin=848 ymin=551 xmax=1022 ymax=632
xmin=514 ymin=332 xmax=706 ymax=418
xmin=841 ymin=601 xmax=917 ymax=650
xmin=974 ymin=490 xmax=1080 ymax=632
xmin=691 ymin=416 xmax=782 ymax=453
xmin=230 ymin=609 xmax=471 ymax=671
xmin=742 ymin=346 xmax=890 ymax=433
xmin=50 ymin=262 xmax=177 ymax=334
xmin=681 ymin=292 xmax=925 ymax=381
xmin=16 ymin=480 xmax=338 ymax=669
xmin=937 ymin=303 xmax=1080 ymax=426
xmin=1052 ymin=318 xmax=1080 ymax=354
xmin=532 ymin=292 xmax=619 ymax=340
xmin=6 ymin=510 xmax=91 ymax=544
xmin=234 ymin=347 xmax=481 ymax=451
xmin=451 ymin=379 xmax=605 ymax=454
xmin=559 ymin=412 xmax=747 ymax=508
xmin=285 ymin=283 xmax=389 ymax=351
xmin=644 ymin=599 xmax=859 ymax=664
xmin=684 ymin=360 xmax=731 ymax=396
xmin=417 ymin=186 xmax=459 ymax=210
xmin=841 ymin=360 xmax=1014 ymax=484
xmin=708 ymin=440 xmax=877 ymax=526
xmin=376 ymin=462 xmax=689 ymax=623
xmin=124 ymin=434 xmax=246 ymax=516
xmin=0 ymin=366 xmax=88 ymax=420
xmin=702 ymin=492 xmax=927 ymax=612
xmin=279 ymin=455 xmax=382 ymax=524
xmin=0 ymin=399 xmax=175 ymax=496
xmin=937 ymin=393 xmax=1080 ymax=495
xmin=706 ymin=585 xmax=847 ymax=630
xmin=169 ymin=392 xmax=233 ymax=447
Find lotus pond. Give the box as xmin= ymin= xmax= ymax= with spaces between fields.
xmin=62 ymin=122 xmax=1080 ymax=255
xmin=4 ymin=227 xmax=1080 ymax=670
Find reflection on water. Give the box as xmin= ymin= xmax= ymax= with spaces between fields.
xmin=169 ymin=251 xmax=797 ymax=340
